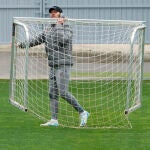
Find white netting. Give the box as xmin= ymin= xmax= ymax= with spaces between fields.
xmin=10 ymin=17 xmax=145 ymax=128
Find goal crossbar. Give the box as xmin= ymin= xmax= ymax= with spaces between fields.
xmin=14 ymin=17 xmax=146 ymax=26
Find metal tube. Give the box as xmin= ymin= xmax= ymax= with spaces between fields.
xmin=9 ymin=23 xmax=16 ymax=102
xmin=12 ymin=19 xmax=30 ymax=110
xmin=139 ymin=27 xmax=146 ymax=108
xmin=125 ymin=25 xmax=146 ymax=114
xmin=13 ymin=17 xmax=145 ymax=26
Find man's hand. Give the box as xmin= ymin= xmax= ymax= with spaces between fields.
xmin=16 ymin=42 xmax=26 ymax=48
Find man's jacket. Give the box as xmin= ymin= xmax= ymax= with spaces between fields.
xmin=19 ymin=23 xmax=73 ymax=67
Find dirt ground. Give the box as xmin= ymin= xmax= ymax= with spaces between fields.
xmin=0 ymin=44 xmax=150 ymax=79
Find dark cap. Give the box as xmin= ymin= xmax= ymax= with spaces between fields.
xmin=49 ymin=6 xmax=63 ymax=13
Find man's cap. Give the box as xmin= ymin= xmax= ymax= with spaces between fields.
xmin=49 ymin=6 xmax=63 ymax=13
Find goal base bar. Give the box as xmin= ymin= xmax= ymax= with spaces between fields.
xmin=9 ymin=99 xmax=28 ymax=112
xmin=125 ymin=103 xmax=141 ymax=114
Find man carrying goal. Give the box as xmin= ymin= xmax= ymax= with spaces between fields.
xmin=18 ymin=6 xmax=89 ymax=127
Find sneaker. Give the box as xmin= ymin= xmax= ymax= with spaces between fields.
xmin=40 ymin=119 xmax=59 ymax=127
xmin=80 ymin=111 xmax=90 ymax=127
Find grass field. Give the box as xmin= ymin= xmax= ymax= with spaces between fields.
xmin=0 ymin=79 xmax=150 ymax=150
xmin=11 ymin=79 xmax=134 ymax=128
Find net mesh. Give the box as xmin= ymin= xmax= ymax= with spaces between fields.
xmin=10 ymin=18 xmax=145 ymax=128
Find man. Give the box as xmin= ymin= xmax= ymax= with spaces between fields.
xmin=19 ymin=6 xmax=89 ymax=127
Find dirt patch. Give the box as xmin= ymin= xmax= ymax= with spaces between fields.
xmin=1 ymin=44 xmax=150 ymax=62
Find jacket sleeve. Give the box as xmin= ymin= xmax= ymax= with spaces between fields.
xmin=18 ymin=33 xmax=45 ymax=48
xmin=54 ymin=24 xmax=73 ymax=43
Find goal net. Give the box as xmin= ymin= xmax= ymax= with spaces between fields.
xmin=10 ymin=17 xmax=145 ymax=128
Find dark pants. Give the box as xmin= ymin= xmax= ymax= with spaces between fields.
xmin=49 ymin=66 xmax=84 ymax=119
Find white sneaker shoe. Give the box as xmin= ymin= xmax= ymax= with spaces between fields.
xmin=40 ymin=119 xmax=59 ymax=127
xmin=80 ymin=111 xmax=90 ymax=127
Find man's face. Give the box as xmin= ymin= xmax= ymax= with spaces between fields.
xmin=50 ymin=10 xmax=61 ymax=18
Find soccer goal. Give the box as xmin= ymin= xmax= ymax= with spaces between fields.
xmin=10 ymin=17 xmax=146 ymax=128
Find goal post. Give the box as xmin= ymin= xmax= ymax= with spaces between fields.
xmin=9 ymin=17 xmax=146 ymax=128
xmin=125 ymin=26 xmax=145 ymax=114
xmin=10 ymin=21 xmax=30 ymax=111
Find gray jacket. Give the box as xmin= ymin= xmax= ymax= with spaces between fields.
xmin=20 ymin=23 xmax=73 ymax=67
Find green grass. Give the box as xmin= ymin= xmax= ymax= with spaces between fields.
xmin=0 ymin=80 xmax=150 ymax=150
xmin=71 ymin=72 xmax=129 ymax=78
xmin=71 ymin=72 xmax=150 ymax=78
xmin=14 ymin=79 xmax=132 ymax=128
xmin=144 ymin=73 xmax=150 ymax=78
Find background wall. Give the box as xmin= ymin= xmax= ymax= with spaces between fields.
xmin=0 ymin=0 xmax=150 ymax=44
